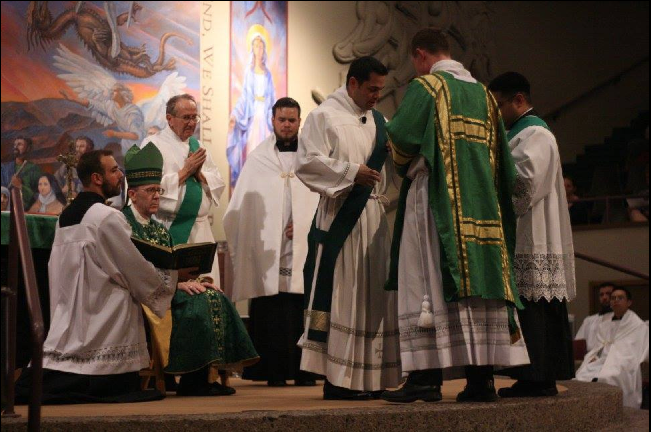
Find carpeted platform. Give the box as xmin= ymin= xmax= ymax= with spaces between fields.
xmin=3 ymin=378 xmax=626 ymax=431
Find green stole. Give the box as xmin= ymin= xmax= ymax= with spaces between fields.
xmin=169 ymin=137 xmax=202 ymax=245
xmin=507 ymin=113 xmax=550 ymax=142
xmin=303 ymin=110 xmax=388 ymax=343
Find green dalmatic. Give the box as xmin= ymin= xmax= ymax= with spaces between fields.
xmin=385 ymin=71 xmax=521 ymax=311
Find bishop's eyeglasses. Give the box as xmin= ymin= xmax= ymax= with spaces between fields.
xmin=141 ymin=186 xmax=165 ymax=196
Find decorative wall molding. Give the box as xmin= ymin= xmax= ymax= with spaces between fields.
xmin=324 ymin=1 xmax=496 ymax=107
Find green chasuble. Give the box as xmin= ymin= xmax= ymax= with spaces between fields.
xmin=385 ymin=72 xmax=521 ymax=309
xmin=122 ymin=206 xmax=258 ymax=374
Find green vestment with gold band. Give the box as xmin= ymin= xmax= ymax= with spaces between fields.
xmin=385 ymin=71 xmax=522 ymax=310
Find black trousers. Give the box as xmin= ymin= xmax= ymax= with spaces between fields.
xmin=15 ymin=368 xmax=163 ymax=405
xmin=243 ymin=293 xmax=317 ymax=382
xmin=410 ymin=366 xmax=494 ymax=386
xmin=501 ymin=297 xmax=575 ymax=382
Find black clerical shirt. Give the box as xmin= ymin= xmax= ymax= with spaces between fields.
xmin=58 ymin=192 xmax=106 ymax=227
xmin=276 ymin=138 xmax=298 ymax=152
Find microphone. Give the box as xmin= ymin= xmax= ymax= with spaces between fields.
xmin=360 ymin=116 xmax=367 ymax=124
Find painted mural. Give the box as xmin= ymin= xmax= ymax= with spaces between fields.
xmin=227 ymin=0 xmax=287 ymax=188
xmin=0 ymin=1 xmax=200 ymax=212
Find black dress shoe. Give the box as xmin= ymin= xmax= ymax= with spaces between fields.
xmin=211 ymin=381 xmax=237 ymax=396
xmin=323 ymin=380 xmax=379 ymax=401
xmin=177 ymin=381 xmax=236 ymax=396
xmin=295 ymin=379 xmax=317 ymax=387
xmin=381 ymin=382 xmax=442 ymax=403
xmin=268 ymin=380 xmax=287 ymax=387
xmin=456 ymin=381 xmax=498 ymax=403
xmin=498 ymin=380 xmax=558 ymax=398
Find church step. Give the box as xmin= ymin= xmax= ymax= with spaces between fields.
xmin=0 ymin=380 xmax=627 ymax=432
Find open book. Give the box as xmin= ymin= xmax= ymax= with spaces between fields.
xmin=131 ymin=237 xmax=217 ymax=273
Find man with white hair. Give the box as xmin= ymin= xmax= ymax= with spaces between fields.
xmin=144 ymin=94 xmax=225 ymax=287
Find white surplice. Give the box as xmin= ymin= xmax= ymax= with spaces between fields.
xmin=509 ymin=113 xmax=576 ymax=302
xmin=395 ymin=61 xmax=530 ymax=377
xmin=224 ymin=134 xmax=320 ymax=302
xmin=576 ymin=310 xmax=649 ymax=408
xmin=144 ymin=126 xmax=226 ymax=284
xmin=576 ymin=313 xmax=602 ymax=352
xmin=44 ymin=204 xmax=177 ymax=375
xmin=295 ymin=86 xmax=401 ymax=391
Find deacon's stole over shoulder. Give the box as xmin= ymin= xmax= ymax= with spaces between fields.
xmin=303 ymin=110 xmax=388 ymax=343
xmin=386 ymin=72 xmax=522 ymax=310
xmin=169 ymin=137 xmax=202 ymax=245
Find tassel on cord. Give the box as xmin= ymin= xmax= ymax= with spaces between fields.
xmin=418 ymin=295 xmax=434 ymax=328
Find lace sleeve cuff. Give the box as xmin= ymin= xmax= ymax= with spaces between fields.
xmin=143 ymin=268 xmax=177 ymax=318
xmin=513 ymin=173 xmax=533 ymax=216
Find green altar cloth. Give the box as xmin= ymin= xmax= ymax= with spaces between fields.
xmin=1 ymin=211 xmax=58 ymax=249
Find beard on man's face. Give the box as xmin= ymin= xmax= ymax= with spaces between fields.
xmin=275 ymin=129 xmax=297 ymax=143
xmin=101 ymin=179 xmax=122 ymax=198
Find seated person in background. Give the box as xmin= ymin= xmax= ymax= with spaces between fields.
xmin=122 ymin=143 xmax=259 ymax=397
xmin=15 ymin=149 xmax=177 ymax=404
xmin=1 ymin=186 xmax=9 ymax=211
xmin=576 ymin=287 xmax=649 ymax=408
xmin=575 ymin=282 xmax=615 ymax=352
xmin=564 ymin=175 xmax=590 ymax=225
xmin=627 ymin=163 xmax=649 ymax=222
xmin=27 ymin=173 xmax=67 ymax=215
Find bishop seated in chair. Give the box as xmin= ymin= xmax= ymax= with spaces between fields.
xmin=122 ymin=143 xmax=259 ymax=397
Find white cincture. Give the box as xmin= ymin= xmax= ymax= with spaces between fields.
xmin=370 ymin=194 xmax=390 ymax=207
xmin=280 ymin=172 xmax=295 ymax=179
xmin=418 ymin=295 xmax=434 ymax=328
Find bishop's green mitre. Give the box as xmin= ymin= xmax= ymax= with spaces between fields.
xmin=124 ymin=143 xmax=163 ymax=186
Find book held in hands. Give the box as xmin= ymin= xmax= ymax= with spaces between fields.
xmin=131 ymin=237 xmax=217 ymax=273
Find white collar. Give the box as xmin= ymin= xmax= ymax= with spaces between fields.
xmin=39 ymin=190 xmax=56 ymax=205
xmin=161 ymin=124 xmax=189 ymax=145
xmin=430 ymin=59 xmax=477 ymax=84
xmin=132 ymin=206 xmax=151 ymax=226
xmin=330 ymin=85 xmax=369 ymax=117
xmin=511 ymin=108 xmax=536 ymax=127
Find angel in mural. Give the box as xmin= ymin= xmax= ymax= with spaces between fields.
xmin=54 ymin=44 xmax=187 ymax=155
xmin=227 ymin=24 xmax=276 ymax=187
